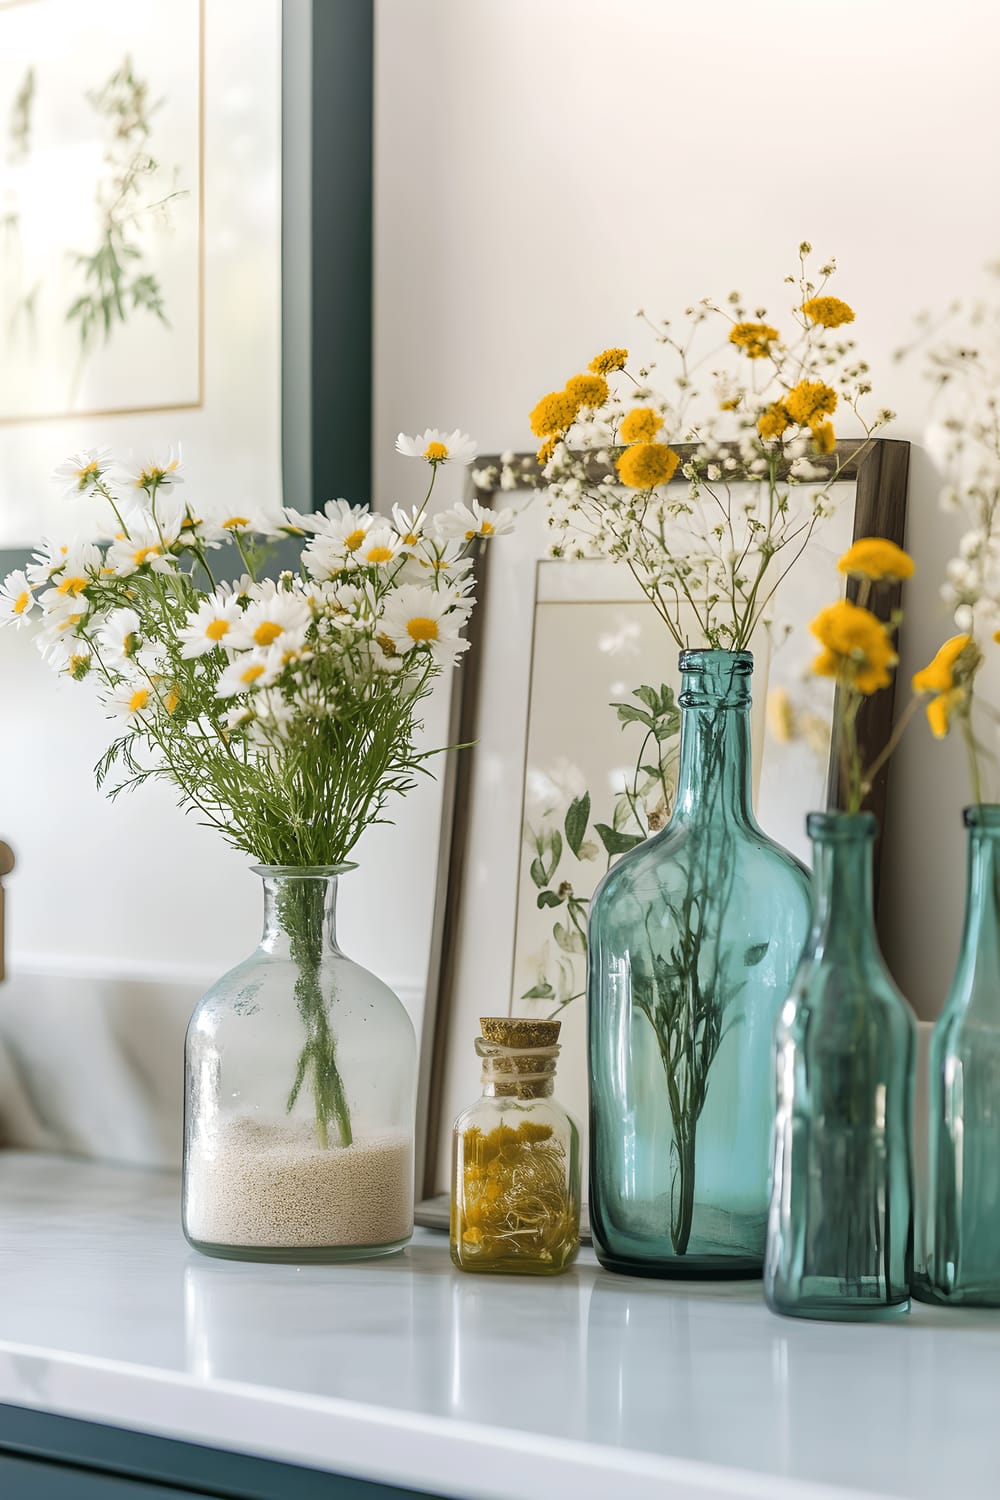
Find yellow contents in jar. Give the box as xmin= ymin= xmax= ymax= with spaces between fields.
xmin=452 ymin=1117 xmax=578 ymax=1272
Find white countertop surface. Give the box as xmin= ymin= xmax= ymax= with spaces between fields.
xmin=0 ymin=1152 xmax=997 ymax=1500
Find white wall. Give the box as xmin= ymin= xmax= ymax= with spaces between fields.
xmin=4 ymin=0 xmax=998 ymax=1156
xmin=373 ymin=0 xmax=1000 ymax=1019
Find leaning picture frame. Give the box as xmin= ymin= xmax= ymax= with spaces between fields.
xmin=415 ymin=439 xmax=910 ymax=1212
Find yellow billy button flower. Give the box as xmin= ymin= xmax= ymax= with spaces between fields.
xmin=912 ymin=634 xmax=978 ymax=738
xmin=785 ymin=380 xmax=838 ymax=427
xmin=536 ymin=436 xmax=559 ymax=465
xmin=757 ymin=402 xmax=790 ymax=439
xmin=729 ymin=321 xmax=780 ymax=359
xmin=530 ymin=390 xmax=581 ymax=439
xmin=564 ymin=373 xmax=609 ymax=409
xmin=616 ymin=442 xmax=680 ymax=489
xmin=810 ymin=598 xmax=897 ymax=695
xmin=838 ymin=538 xmax=914 ymax=583
xmin=588 ymin=347 xmax=628 ymax=375
xmin=802 ymin=296 xmax=855 ymax=328
xmin=619 ymin=407 xmax=663 ymax=444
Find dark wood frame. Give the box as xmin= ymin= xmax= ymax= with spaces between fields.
xmin=415 ymin=438 xmax=911 ymax=1199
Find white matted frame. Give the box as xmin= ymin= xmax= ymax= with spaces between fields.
xmin=417 ymin=440 xmax=910 ymax=1202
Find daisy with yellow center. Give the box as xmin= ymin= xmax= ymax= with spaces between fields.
xmin=729 ymin=321 xmax=780 ymax=359
xmin=912 ymin=634 xmax=979 ymax=739
xmin=395 ymin=429 xmax=478 ymax=467
xmin=619 ymin=407 xmax=663 ymax=444
xmin=802 ymin=296 xmax=855 ymax=328
xmin=838 ymin=538 xmax=914 ymax=583
xmin=390 ymin=504 xmax=425 ymax=549
xmin=810 ymin=599 xmax=897 ymax=695
xmin=178 ymin=594 xmax=245 ymax=658
xmin=122 ymin=450 xmax=184 ymax=492
xmin=215 ymin=650 xmax=284 ymax=698
xmin=109 ymin=682 xmax=152 ymax=719
xmin=616 ymin=442 xmax=680 ymax=490
xmin=378 ymin=583 xmax=470 ymax=666
xmin=432 ymin=498 xmax=516 ymax=544
xmin=99 ymin=607 xmax=142 ymax=667
xmin=359 ymin=528 xmax=400 ymax=566
xmin=53 ymin=448 xmax=110 ymax=498
xmin=227 ymin=594 xmax=312 ymax=653
xmin=0 ymin=570 xmax=36 ymax=630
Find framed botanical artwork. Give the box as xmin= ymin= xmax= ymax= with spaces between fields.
xmin=416 ymin=439 xmax=910 ymax=1205
xmin=0 ymin=0 xmax=372 ymax=549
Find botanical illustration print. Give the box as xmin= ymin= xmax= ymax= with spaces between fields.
xmin=0 ymin=0 xmax=199 ymax=420
xmin=520 ymin=681 xmax=680 ymax=1015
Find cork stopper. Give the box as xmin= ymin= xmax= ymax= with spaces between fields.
xmin=476 ymin=1017 xmax=561 ymax=1099
xmin=480 ymin=1016 xmax=561 ymax=1048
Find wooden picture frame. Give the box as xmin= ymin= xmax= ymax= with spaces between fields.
xmin=415 ymin=438 xmax=911 ymax=1206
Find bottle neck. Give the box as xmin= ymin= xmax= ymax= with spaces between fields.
xmin=956 ymin=806 xmax=1000 ymax=989
xmin=671 ymin=650 xmax=755 ymax=826
xmin=255 ymin=867 xmax=344 ymax=961
xmin=806 ymin=813 xmax=879 ymax=954
xmin=476 ymin=1036 xmax=557 ymax=1100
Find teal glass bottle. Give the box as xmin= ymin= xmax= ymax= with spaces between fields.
xmin=588 ymin=649 xmax=812 ymax=1277
xmin=920 ymin=805 xmax=1000 ymax=1305
xmin=765 ymin=812 xmax=915 ymax=1320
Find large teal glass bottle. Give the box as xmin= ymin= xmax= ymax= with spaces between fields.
xmin=920 ymin=805 xmax=1000 ymax=1305
xmin=765 ymin=812 xmax=915 ymax=1320
xmin=588 ymin=649 xmax=811 ymax=1277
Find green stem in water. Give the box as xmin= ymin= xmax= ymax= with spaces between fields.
xmin=280 ymin=880 xmax=353 ymax=1148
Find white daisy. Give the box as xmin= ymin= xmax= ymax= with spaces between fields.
xmin=215 ymin=649 xmax=284 ymax=698
xmin=431 ymin=498 xmax=515 ymax=543
xmin=296 ymin=498 xmax=371 ymax=537
xmin=34 ymin=540 xmax=102 ymax=597
xmin=357 ymin=525 xmax=401 ymax=569
xmin=247 ymin=687 xmax=296 ymax=743
xmin=378 ymin=584 xmax=470 ymax=666
xmin=108 ymin=681 xmax=155 ymax=720
xmin=178 ymin=594 xmax=245 ymax=658
xmin=227 ymin=593 xmax=312 ymax=653
xmin=105 ymin=517 xmax=179 ymax=577
xmin=99 ymin=607 xmax=142 ymax=666
xmin=0 ymin=571 xmax=36 ymax=629
xmin=399 ymin=539 xmax=475 ymax=590
xmin=391 ymin=504 xmax=426 ymax=549
xmin=119 ymin=448 xmax=184 ymax=493
xmin=302 ymin=511 xmax=376 ymax=580
xmin=395 ymin=429 xmax=478 ymax=466
xmin=53 ymin=448 xmax=112 ymax=498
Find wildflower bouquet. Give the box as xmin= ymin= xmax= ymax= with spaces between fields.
xmin=1 ymin=431 xmax=511 ymax=1145
xmin=524 ymin=244 xmax=894 ymax=652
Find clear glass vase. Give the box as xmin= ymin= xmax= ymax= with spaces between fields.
xmin=765 ymin=812 xmax=915 ymax=1320
xmin=588 ymin=649 xmax=812 ymax=1277
xmin=182 ymin=865 xmax=416 ymax=1262
xmin=919 ymin=805 xmax=1000 ymax=1305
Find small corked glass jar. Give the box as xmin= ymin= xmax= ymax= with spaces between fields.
xmin=450 ymin=1016 xmax=581 ymax=1275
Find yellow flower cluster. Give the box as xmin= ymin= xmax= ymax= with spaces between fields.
xmin=784 ymin=380 xmax=838 ymax=427
xmin=838 ymin=538 xmax=914 ymax=583
xmin=589 ymin=347 xmax=629 ymax=375
xmin=802 ymin=296 xmax=855 ymax=328
xmin=455 ymin=1117 xmax=576 ymax=1267
xmin=619 ymin=406 xmax=663 ymax=444
xmin=811 ymin=598 xmax=897 ymax=695
xmin=616 ymin=441 xmax=680 ymax=489
xmin=757 ymin=402 xmax=790 ymax=440
xmin=913 ymin=634 xmax=978 ymax=738
xmin=529 ymin=367 xmax=612 ymax=460
xmin=729 ymin=321 xmax=780 ymax=359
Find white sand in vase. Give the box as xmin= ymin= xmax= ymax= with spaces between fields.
xmin=186 ymin=1118 xmax=413 ymax=1248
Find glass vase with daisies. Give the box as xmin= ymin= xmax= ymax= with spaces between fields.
xmin=514 ymin=245 xmax=895 ymax=1277
xmin=905 ymin=280 xmax=1000 ymax=1305
xmin=765 ymin=539 xmax=917 ymax=1320
xmin=1 ymin=429 xmax=512 ymax=1261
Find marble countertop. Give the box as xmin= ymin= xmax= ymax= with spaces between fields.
xmin=0 ymin=1152 xmax=996 ymax=1500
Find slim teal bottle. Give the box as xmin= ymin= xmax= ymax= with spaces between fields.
xmin=920 ymin=805 xmax=1000 ymax=1305
xmin=765 ymin=812 xmax=915 ymax=1320
xmin=588 ymin=649 xmax=811 ymax=1277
